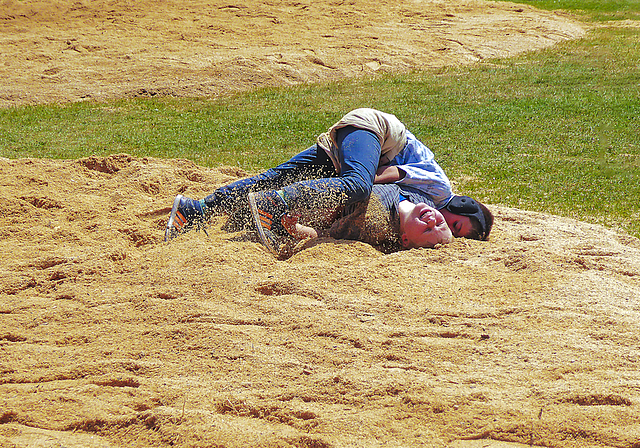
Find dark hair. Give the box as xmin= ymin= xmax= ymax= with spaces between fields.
xmin=466 ymin=202 xmax=494 ymax=241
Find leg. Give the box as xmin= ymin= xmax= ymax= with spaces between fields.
xmin=249 ymin=126 xmax=381 ymax=253
xmin=202 ymin=144 xmax=335 ymax=214
xmin=281 ymin=126 xmax=381 ymax=211
xmin=166 ymin=144 xmax=334 ymax=240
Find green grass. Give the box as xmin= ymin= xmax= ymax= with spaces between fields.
xmin=0 ymin=3 xmax=639 ymax=237
xmin=495 ymin=0 xmax=640 ymax=21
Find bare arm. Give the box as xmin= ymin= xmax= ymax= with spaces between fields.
xmin=293 ymin=223 xmax=318 ymax=239
xmin=374 ymin=166 xmax=406 ymax=184
xmin=282 ymin=215 xmax=319 ymax=239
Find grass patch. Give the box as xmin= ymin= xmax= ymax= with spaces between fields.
xmin=0 ymin=4 xmax=639 ymax=237
xmin=494 ymin=0 xmax=640 ymax=21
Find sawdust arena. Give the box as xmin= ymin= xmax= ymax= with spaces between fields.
xmin=1 ymin=1 xmax=640 ymax=447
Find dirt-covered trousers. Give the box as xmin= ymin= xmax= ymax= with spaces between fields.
xmin=203 ymin=126 xmax=381 ymax=213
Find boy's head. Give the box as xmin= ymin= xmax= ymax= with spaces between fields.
xmin=399 ymin=202 xmax=453 ymax=249
xmin=439 ymin=196 xmax=493 ymax=240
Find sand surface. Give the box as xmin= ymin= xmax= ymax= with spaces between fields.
xmin=1 ymin=0 xmax=586 ymax=107
xmin=2 ymin=1 xmax=640 ymax=448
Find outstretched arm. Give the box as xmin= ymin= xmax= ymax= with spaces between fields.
xmin=282 ymin=215 xmax=319 ymax=239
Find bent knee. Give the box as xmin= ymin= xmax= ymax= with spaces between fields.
xmin=343 ymin=176 xmax=372 ymax=202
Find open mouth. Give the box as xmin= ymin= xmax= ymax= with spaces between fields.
xmin=420 ymin=208 xmax=435 ymax=223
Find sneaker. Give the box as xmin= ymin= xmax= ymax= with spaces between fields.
xmin=248 ymin=190 xmax=292 ymax=254
xmin=164 ymin=194 xmax=208 ymax=241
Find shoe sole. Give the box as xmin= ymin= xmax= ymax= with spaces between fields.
xmin=248 ymin=192 xmax=278 ymax=255
xmin=164 ymin=194 xmax=185 ymax=242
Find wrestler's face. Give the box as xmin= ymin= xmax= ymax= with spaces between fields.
xmin=439 ymin=208 xmax=473 ymax=238
xmin=400 ymin=203 xmax=453 ymax=248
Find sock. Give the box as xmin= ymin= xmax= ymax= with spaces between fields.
xmin=275 ymin=190 xmax=288 ymax=209
xmin=198 ymin=199 xmax=208 ymax=216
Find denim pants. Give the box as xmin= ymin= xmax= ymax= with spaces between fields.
xmin=203 ymin=126 xmax=381 ymax=213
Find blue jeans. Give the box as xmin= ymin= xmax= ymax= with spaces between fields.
xmin=203 ymin=126 xmax=381 ymax=213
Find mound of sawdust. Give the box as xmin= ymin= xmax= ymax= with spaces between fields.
xmin=2 ymin=1 xmax=638 ymax=447
xmin=1 ymin=155 xmax=639 ymax=448
xmin=0 ymin=0 xmax=586 ymax=107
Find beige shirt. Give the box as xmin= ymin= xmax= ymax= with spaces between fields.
xmin=316 ymin=108 xmax=407 ymax=174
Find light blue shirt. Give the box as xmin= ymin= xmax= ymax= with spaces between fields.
xmin=390 ymin=131 xmax=453 ymax=209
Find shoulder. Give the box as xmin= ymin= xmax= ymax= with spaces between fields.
xmin=398 ymin=185 xmax=436 ymax=208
